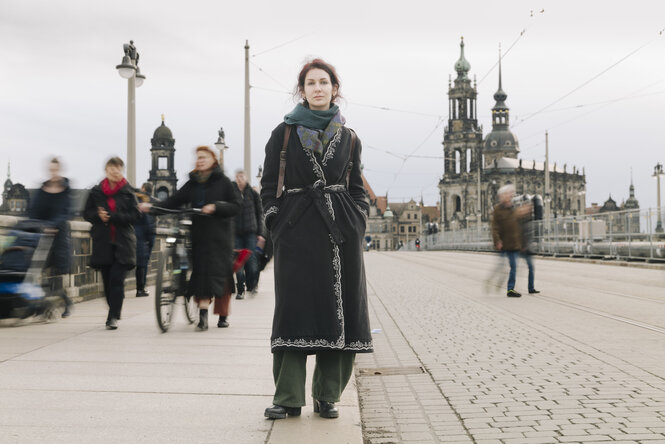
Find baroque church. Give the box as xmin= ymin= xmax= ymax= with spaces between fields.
xmin=438 ymin=38 xmax=587 ymax=230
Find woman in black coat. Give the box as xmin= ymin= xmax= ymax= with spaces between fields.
xmin=140 ymin=146 xmax=242 ymax=331
xmin=83 ymin=157 xmax=140 ymax=330
xmin=29 ymin=158 xmax=74 ymax=317
xmin=261 ymin=59 xmax=372 ymax=420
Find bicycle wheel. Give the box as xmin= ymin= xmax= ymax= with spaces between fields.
xmin=155 ymin=249 xmax=176 ymax=332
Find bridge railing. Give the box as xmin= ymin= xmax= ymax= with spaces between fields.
xmin=408 ymin=208 xmax=665 ymax=261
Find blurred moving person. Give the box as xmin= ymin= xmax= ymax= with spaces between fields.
xmin=134 ymin=183 xmax=156 ymax=297
xmin=139 ymin=146 xmax=241 ymax=331
xmin=232 ymin=169 xmax=265 ymax=299
xmin=28 ymin=157 xmax=74 ymax=317
xmin=83 ymin=157 xmax=141 ymax=329
xmin=490 ymin=184 xmax=534 ymax=297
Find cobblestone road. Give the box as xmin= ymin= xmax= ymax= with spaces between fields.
xmin=356 ymin=251 xmax=665 ymax=443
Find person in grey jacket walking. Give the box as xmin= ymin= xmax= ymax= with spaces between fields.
xmin=232 ymin=169 xmax=265 ymax=299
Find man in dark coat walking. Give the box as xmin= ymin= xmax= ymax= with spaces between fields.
xmin=491 ymin=184 xmax=534 ymax=297
xmin=232 ymin=170 xmax=265 ymax=299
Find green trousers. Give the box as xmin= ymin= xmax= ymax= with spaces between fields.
xmin=272 ymin=350 xmax=356 ymax=408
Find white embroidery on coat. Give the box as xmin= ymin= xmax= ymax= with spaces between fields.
xmin=322 ymin=127 xmax=342 ymax=166
xmin=265 ymin=206 xmax=279 ymax=217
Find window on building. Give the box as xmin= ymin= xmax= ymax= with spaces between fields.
xmin=407 ymin=213 xmax=410 ymax=220
xmin=158 ymin=157 xmax=168 ymax=169
xmin=466 ymin=148 xmax=471 ymax=172
xmin=455 ymin=196 xmax=461 ymax=212
xmin=400 ymin=226 xmax=404 ymax=233
xmin=455 ymin=150 xmax=460 ymax=174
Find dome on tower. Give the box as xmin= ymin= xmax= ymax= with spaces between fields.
xmin=484 ymin=130 xmax=519 ymax=153
xmin=454 ymin=37 xmax=471 ymax=79
xmin=153 ymin=121 xmax=173 ymax=140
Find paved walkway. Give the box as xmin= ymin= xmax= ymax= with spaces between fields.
xmin=3 ymin=251 xmax=665 ymax=443
xmin=355 ymin=251 xmax=665 ymax=443
xmin=0 ymin=264 xmax=362 ymax=444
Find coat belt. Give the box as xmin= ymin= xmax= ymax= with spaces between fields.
xmin=285 ymin=182 xmax=346 ymax=245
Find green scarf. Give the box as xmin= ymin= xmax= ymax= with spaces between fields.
xmin=284 ymin=103 xmax=340 ymax=130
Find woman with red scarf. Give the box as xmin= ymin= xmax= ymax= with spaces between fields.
xmin=84 ymin=157 xmax=141 ymax=330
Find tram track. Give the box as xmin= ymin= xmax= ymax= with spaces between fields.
xmin=377 ymin=251 xmax=665 ymax=336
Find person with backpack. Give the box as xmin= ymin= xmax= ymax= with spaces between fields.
xmin=260 ymin=58 xmax=372 ymax=421
xmin=232 ymin=169 xmax=265 ymax=299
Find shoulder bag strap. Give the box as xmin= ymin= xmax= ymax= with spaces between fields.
xmin=276 ymin=125 xmax=291 ymax=198
xmin=346 ymin=129 xmax=357 ymax=188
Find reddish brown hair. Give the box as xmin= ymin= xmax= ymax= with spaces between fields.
xmin=294 ymin=58 xmax=342 ymax=105
xmin=195 ymin=145 xmax=219 ymax=166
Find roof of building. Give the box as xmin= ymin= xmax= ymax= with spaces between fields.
xmin=485 ymin=157 xmax=577 ymax=174
xmin=360 ymin=174 xmax=376 ymax=201
xmin=422 ymin=206 xmax=439 ymax=222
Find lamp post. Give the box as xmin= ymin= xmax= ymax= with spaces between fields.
xmin=214 ymin=127 xmax=229 ymax=167
xmin=115 ymin=40 xmax=145 ymax=187
xmin=653 ymin=162 xmax=664 ymax=233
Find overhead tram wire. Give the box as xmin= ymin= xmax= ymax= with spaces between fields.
xmin=477 ymin=8 xmax=546 ymax=86
xmin=518 ymin=77 xmax=665 ymax=155
xmin=251 ymin=32 xmax=315 ymax=58
xmin=512 ymin=27 xmax=665 ymax=129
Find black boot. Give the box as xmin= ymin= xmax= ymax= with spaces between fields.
xmin=217 ymin=316 xmax=229 ymax=328
xmin=264 ymin=405 xmax=301 ymax=419
xmin=196 ymin=309 xmax=208 ymax=331
xmin=313 ymin=398 xmax=339 ymax=418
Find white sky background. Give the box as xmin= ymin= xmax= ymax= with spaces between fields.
xmin=1 ymin=0 xmax=664 ymax=209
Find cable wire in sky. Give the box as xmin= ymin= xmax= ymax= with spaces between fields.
xmin=477 ymin=7 xmax=546 ymax=86
xmin=251 ymin=33 xmax=314 ymax=58
xmin=512 ymin=28 xmax=664 ymax=128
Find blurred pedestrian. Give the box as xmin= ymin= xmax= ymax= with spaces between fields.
xmin=232 ymin=169 xmax=265 ymax=299
xmin=490 ymin=184 xmax=533 ymax=297
xmin=134 ymin=182 xmax=156 ymax=297
xmin=520 ymin=195 xmax=541 ymax=294
xmin=83 ymin=157 xmax=140 ymax=329
xmin=261 ymin=58 xmax=373 ymax=420
xmin=139 ymin=146 xmax=241 ymax=331
xmin=28 ymin=157 xmax=74 ymax=317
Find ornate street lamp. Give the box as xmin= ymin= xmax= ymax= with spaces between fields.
xmin=115 ymin=40 xmax=145 ymax=186
xmin=653 ymin=162 xmax=664 ymax=233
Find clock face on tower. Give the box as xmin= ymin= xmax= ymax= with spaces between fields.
xmin=157 ymin=189 xmax=168 ymax=201
xmin=452 ymin=120 xmax=463 ymax=132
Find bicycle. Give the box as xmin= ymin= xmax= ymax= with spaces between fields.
xmin=152 ymin=207 xmax=200 ymax=332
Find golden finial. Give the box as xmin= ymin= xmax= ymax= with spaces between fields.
xmin=161 ymin=114 xmax=165 ymax=122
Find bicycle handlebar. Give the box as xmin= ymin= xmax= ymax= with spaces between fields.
xmin=150 ymin=206 xmax=204 ymax=216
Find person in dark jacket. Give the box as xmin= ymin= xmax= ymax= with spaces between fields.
xmin=83 ymin=157 xmax=141 ymax=330
xmin=29 ymin=157 xmax=74 ymax=317
xmin=490 ymin=184 xmax=533 ymax=297
xmin=232 ymin=169 xmax=265 ymax=299
xmin=134 ymin=182 xmax=156 ymax=297
xmin=261 ymin=59 xmax=373 ymax=421
xmin=139 ymin=146 xmax=242 ymax=331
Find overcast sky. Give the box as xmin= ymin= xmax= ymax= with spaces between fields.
xmin=1 ymin=0 xmax=664 ymax=210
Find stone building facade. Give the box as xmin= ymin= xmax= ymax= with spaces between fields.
xmin=438 ymin=39 xmax=587 ymax=230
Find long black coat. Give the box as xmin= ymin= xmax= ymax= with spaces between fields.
xmin=134 ymin=194 xmax=156 ymax=268
xmin=28 ymin=178 xmax=73 ymax=274
xmin=83 ymin=182 xmax=141 ymax=269
xmin=160 ymin=167 xmax=242 ymax=298
xmin=261 ymin=122 xmax=373 ymax=354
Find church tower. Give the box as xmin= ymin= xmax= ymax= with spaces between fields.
xmin=483 ymin=47 xmax=519 ymax=165
xmin=439 ymin=38 xmax=484 ymax=229
xmin=443 ymin=37 xmax=483 ymax=178
xmin=148 ymin=116 xmax=178 ymax=201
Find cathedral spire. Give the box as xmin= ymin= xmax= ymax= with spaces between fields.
xmin=454 ymin=37 xmax=471 ymax=80
xmin=493 ymin=44 xmax=507 ymax=107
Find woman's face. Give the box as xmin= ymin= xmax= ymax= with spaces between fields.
xmin=302 ymin=68 xmax=337 ymax=111
xmin=196 ymin=150 xmax=215 ymax=172
xmin=48 ymin=162 xmax=61 ymax=180
xmin=105 ymin=165 xmax=124 ymax=184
